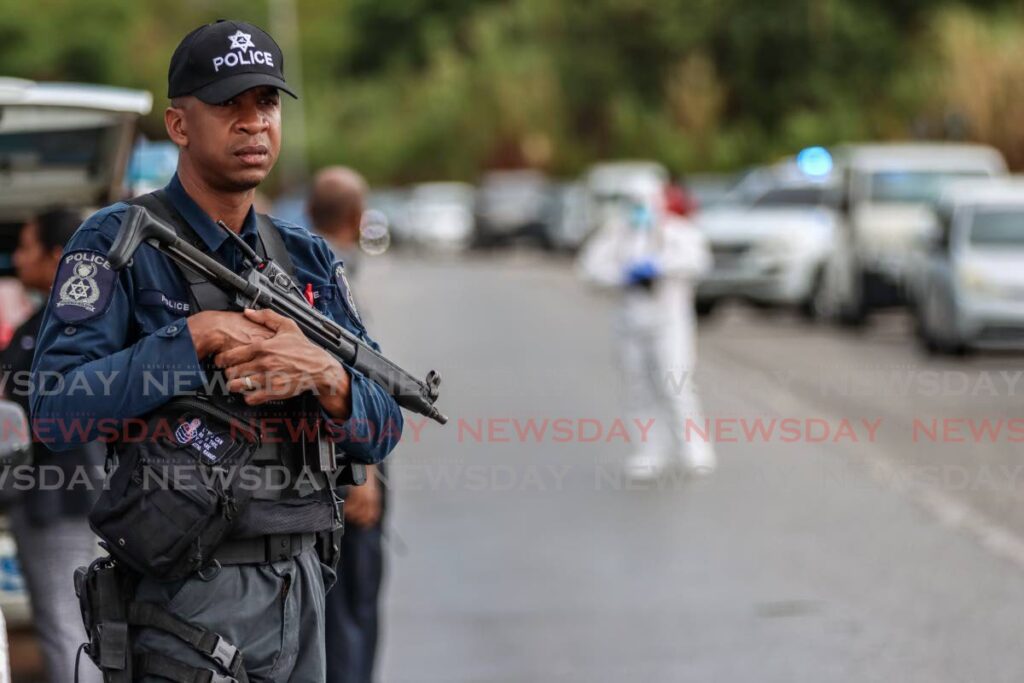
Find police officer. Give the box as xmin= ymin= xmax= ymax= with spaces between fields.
xmin=1 ymin=208 xmax=104 ymax=683
xmin=308 ymin=167 xmax=386 ymax=683
xmin=30 ymin=19 xmax=402 ymax=682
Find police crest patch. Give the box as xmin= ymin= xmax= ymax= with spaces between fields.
xmin=52 ymin=250 xmax=117 ymax=323
xmin=333 ymin=262 xmax=362 ymax=324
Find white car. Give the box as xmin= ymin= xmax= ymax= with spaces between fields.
xmin=406 ymin=182 xmax=476 ymax=252
xmin=908 ymin=179 xmax=1024 ymax=353
xmin=819 ymin=142 xmax=1008 ymax=325
xmin=695 ymin=168 xmax=838 ymax=317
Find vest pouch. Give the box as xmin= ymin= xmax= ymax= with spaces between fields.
xmin=89 ymin=396 xmax=261 ymax=580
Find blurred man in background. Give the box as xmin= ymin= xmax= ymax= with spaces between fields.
xmin=309 ymin=166 xmax=387 ymax=683
xmin=310 ymin=167 xmax=369 ymax=274
xmin=578 ymin=182 xmax=714 ymax=480
xmin=0 ymin=208 xmax=103 ymax=683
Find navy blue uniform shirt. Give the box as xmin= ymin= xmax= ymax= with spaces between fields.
xmin=29 ymin=174 xmax=402 ymax=464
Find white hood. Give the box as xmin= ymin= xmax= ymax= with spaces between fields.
xmin=695 ymin=207 xmax=835 ymax=245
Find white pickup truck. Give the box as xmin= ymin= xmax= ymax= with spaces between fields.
xmin=818 ymin=143 xmax=1008 ymax=326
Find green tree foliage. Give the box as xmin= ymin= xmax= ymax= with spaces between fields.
xmin=0 ymin=0 xmax=1021 ymax=182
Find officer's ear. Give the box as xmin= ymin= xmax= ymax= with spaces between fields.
xmin=165 ymin=98 xmax=189 ymax=148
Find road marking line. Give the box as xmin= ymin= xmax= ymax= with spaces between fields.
xmin=756 ymin=363 xmax=1024 ymax=572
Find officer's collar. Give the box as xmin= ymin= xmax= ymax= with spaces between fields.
xmin=164 ymin=173 xmax=259 ymax=253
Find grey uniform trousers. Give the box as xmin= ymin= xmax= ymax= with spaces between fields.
xmin=134 ymin=547 xmax=335 ymax=683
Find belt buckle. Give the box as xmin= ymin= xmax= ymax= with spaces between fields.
xmin=211 ymin=635 xmax=243 ymax=675
xmin=267 ymin=534 xmax=294 ymax=562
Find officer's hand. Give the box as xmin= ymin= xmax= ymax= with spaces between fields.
xmin=186 ymin=311 xmax=275 ymax=359
xmin=216 ymin=309 xmax=352 ymax=412
xmin=344 ymin=465 xmax=382 ymax=528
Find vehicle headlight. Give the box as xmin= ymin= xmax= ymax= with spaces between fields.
xmin=959 ymin=265 xmax=1002 ymax=296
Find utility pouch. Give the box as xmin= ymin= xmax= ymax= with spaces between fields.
xmin=89 ymin=395 xmax=261 ymax=580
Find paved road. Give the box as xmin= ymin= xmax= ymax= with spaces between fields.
xmin=356 ymin=251 xmax=1024 ymax=683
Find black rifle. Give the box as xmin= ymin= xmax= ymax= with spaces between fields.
xmin=108 ymin=205 xmax=448 ymax=425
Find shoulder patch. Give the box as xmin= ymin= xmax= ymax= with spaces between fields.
xmin=333 ymin=262 xmax=363 ymax=325
xmin=52 ymin=250 xmax=117 ymax=323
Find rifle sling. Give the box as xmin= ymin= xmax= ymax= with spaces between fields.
xmin=127 ymin=190 xmax=296 ymax=312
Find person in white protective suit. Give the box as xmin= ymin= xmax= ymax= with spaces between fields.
xmin=578 ymin=181 xmax=715 ymax=480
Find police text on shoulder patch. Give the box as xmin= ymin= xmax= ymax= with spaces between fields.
xmin=52 ymin=250 xmax=117 ymax=323
xmin=138 ymin=289 xmax=191 ymax=315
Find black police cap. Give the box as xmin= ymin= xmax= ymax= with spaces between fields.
xmin=168 ymin=19 xmax=298 ymax=104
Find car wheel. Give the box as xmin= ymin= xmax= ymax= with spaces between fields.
xmin=696 ymin=299 xmax=717 ymax=318
xmin=837 ymin=266 xmax=869 ymax=328
xmin=914 ymin=291 xmax=938 ymax=353
xmin=800 ymin=266 xmax=827 ymax=322
xmin=925 ymin=288 xmax=966 ymax=356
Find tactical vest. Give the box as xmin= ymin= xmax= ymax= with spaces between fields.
xmin=128 ymin=191 xmax=338 ymax=539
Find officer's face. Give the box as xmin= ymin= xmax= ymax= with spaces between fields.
xmin=169 ymin=86 xmax=282 ymax=193
xmin=13 ymin=221 xmax=61 ymax=292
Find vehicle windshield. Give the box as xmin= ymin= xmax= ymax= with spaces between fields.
xmin=0 ymin=127 xmax=110 ymax=175
xmin=752 ymin=186 xmax=830 ymax=208
xmin=969 ymin=208 xmax=1024 ymax=246
xmin=868 ymin=170 xmax=990 ymax=204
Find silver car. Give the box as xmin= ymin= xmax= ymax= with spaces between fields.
xmin=909 ymin=179 xmax=1024 ymax=353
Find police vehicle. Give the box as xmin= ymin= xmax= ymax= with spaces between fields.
xmin=694 ymin=149 xmax=839 ymax=318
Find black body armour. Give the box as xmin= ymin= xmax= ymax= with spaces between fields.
xmin=140 ymin=191 xmax=338 ymax=536
xmin=90 ymin=192 xmax=339 ymax=580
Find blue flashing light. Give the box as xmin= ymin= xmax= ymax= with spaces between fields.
xmin=797 ymin=146 xmax=833 ymax=178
